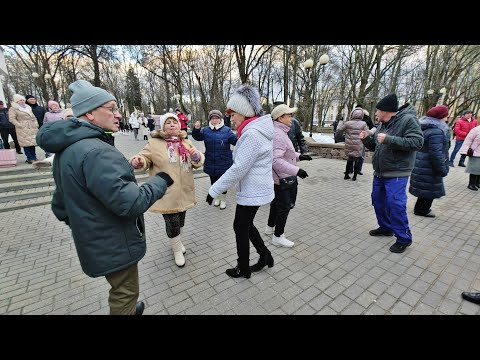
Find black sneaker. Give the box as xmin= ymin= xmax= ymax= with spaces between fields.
xmin=458 ymin=163 xmax=466 ymax=167
xmin=369 ymin=228 xmax=394 ymax=236
xmin=389 ymin=241 xmax=412 ymax=253
xmin=414 ymin=211 xmax=436 ymax=218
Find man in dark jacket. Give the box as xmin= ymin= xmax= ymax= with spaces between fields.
xmin=36 ymin=80 xmax=174 ymax=315
xmin=360 ymin=94 xmax=424 ymax=254
xmin=25 ymin=95 xmax=46 ymax=128
xmin=288 ymin=118 xmax=309 ymax=154
xmin=0 ymin=100 xmax=22 ymax=153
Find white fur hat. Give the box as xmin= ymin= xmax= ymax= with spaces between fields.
xmin=13 ymin=94 xmax=25 ymax=103
xmin=226 ymin=84 xmax=262 ymax=118
xmin=160 ymin=112 xmax=179 ymax=130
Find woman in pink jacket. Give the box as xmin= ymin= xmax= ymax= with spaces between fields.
xmin=264 ymin=104 xmax=312 ymax=251
xmin=459 ymin=125 xmax=480 ymax=190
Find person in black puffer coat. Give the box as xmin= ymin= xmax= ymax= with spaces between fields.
xmin=25 ymin=95 xmax=47 ymax=128
xmin=409 ymin=105 xmax=450 ymax=217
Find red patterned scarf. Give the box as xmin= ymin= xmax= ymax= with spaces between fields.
xmin=165 ymin=136 xmax=191 ymax=171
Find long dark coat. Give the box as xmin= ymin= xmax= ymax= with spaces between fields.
xmin=409 ymin=117 xmax=450 ymax=199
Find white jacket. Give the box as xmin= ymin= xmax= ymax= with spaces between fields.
xmin=129 ymin=114 xmax=139 ymax=128
xmin=209 ymin=115 xmax=274 ymax=206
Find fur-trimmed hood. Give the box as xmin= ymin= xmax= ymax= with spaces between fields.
xmin=419 ymin=116 xmax=450 ymax=135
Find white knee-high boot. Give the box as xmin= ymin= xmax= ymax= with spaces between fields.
xmin=179 ymin=227 xmax=186 ymax=254
xmin=170 ymin=235 xmax=185 ymax=267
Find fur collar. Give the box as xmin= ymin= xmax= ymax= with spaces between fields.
xmin=12 ymin=102 xmax=34 ymax=117
xmin=151 ymin=129 xmax=188 ymax=139
xmin=419 ymin=116 xmax=450 ymax=134
xmin=209 ymin=119 xmax=225 ymax=130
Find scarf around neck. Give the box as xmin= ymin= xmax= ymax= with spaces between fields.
xmin=236 ymin=116 xmax=260 ymax=138
xmin=165 ymin=136 xmax=191 ymax=171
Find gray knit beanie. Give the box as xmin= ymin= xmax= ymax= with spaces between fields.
xmin=226 ymin=84 xmax=262 ymax=118
xmin=69 ymin=80 xmax=116 ymax=117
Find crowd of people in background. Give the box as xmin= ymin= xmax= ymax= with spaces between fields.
xmin=1 ymin=77 xmax=480 ymax=312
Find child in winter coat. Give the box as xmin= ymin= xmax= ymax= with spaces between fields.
xmin=192 ymin=109 xmax=237 ymax=209
xmin=130 ymin=113 xmax=204 ymax=267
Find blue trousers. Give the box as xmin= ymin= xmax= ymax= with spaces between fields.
xmin=371 ymin=176 xmax=412 ymax=244
xmin=23 ymin=146 xmax=37 ymax=161
xmin=449 ymin=140 xmax=466 ymax=165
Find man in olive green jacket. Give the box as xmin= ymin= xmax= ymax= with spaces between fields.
xmin=37 ymin=80 xmax=173 ymax=315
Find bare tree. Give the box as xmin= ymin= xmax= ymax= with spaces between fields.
xmin=233 ymin=45 xmax=274 ymax=84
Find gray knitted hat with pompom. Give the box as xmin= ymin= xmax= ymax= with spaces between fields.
xmin=226 ymin=84 xmax=262 ymax=118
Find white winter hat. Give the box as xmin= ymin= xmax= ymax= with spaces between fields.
xmin=226 ymin=84 xmax=262 ymax=118
xmin=160 ymin=112 xmax=179 ymax=130
xmin=13 ymin=94 xmax=26 ymax=103
xmin=271 ymin=104 xmax=297 ymax=120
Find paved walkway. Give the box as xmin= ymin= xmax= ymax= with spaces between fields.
xmin=1 ymin=132 xmax=479 ymax=315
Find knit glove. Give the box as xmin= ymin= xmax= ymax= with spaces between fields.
xmin=299 ymin=154 xmax=312 ymax=161
xmin=191 ymin=152 xmax=201 ymax=162
xmin=156 ymin=172 xmax=174 ymax=187
xmin=297 ymin=169 xmax=308 ymax=179
xmin=206 ymin=193 xmax=213 ymax=205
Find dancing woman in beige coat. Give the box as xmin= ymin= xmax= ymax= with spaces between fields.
xmin=130 ymin=113 xmax=204 ymax=267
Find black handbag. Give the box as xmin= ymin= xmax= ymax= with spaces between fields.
xmin=279 ymin=176 xmax=298 ymax=190
xmin=467 ymin=144 xmax=479 ymax=157
xmin=273 ymin=168 xmax=298 ymax=190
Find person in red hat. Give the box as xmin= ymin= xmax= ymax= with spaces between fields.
xmin=408 ymin=105 xmax=451 ymax=217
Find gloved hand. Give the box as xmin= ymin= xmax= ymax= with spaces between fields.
xmin=299 ymin=154 xmax=312 ymax=161
xmin=206 ymin=193 xmax=213 ymax=205
xmin=297 ymin=169 xmax=308 ymax=179
xmin=156 ymin=172 xmax=174 ymax=187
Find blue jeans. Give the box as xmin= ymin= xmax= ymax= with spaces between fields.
xmin=372 ymin=176 xmax=412 ymax=244
xmin=23 ymin=146 xmax=37 ymax=161
xmin=449 ymin=140 xmax=466 ymax=164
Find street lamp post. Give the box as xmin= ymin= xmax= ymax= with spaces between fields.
xmin=303 ymin=54 xmax=329 ymax=138
xmin=32 ymin=72 xmax=52 ymax=103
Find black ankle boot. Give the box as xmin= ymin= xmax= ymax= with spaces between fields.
xmin=344 ymin=173 xmax=350 ymax=180
xmin=352 ymin=173 xmax=357 ymax=181
xmin=468 ymin=174 xmax=478 ymax=191
xmin=250 ymin=253 xmax=274 ymax=272
xmin=225 ymin=264 xmax=251 ymax=279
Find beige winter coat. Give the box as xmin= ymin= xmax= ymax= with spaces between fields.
xmin=130 ymin=131 xmax=205 ymax=214
xmin=8 ymin=103 xmax=39 ymax=147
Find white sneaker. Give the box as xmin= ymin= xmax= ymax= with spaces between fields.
xmin=265 ymin=225 xmax=274 ymax=235
xmin=213 ymin=198 xmax=220 ymax=207
xmin=220 ymin=200 xmax=226 ymax=209
xmin=272 ymin=234 xmax=294 ymax=248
